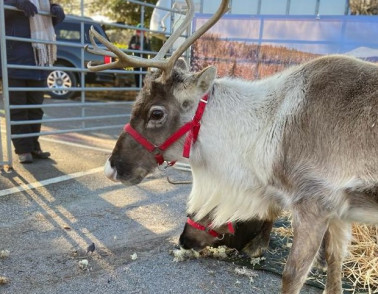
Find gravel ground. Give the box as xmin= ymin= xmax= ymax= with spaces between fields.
xmin=0 ymin=167 xmax=322 ymax=294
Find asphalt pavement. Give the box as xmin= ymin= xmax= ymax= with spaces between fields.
xmin=0 ymin=97 xmax=322 ymax=294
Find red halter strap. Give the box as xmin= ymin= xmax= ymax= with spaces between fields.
xmin=186 ymin=217 xmax=235 ymax=239
xmin=124 ymin=93 xmax=209 ymax=166
xmin=187 ymin=218 xmax=221 ymax=238
xmin=227 ymin=222 xmax=235 ymax=234
xmin=182 ymin=94 xmax=209 ymax=158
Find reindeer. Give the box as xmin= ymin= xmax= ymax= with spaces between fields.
xmin=86 ymin=0 xmax=378 ymax=293
xmin=180 ymin=214 xmax=274 ymax=258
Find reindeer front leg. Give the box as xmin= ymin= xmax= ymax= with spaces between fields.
xmin=323 ymin=220 xmax=351 ymax=294
xmin=243 ymin=220 xmax=274 ymax=257
xmin=282 ymin=207 xmax=329 ymax=294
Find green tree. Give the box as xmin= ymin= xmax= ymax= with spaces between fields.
xmin=89 ymin=0 xmax=158 ymax=26
xmin=350 ymin=0 xmax=378 ymax=14
xmin=58 ymin=0 xmax=158 ymax=26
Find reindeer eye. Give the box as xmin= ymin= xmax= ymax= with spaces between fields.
xmin=150 ymin=109 xmax=164 ymax=120
xmin=146 ymin=106 xmax=167 ymax=128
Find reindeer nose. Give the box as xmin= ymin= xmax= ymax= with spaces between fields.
xmin=179 ymin=233 xmax=198 ymax=250
xmin=179 ymin=234 xmax=190 ymax=249
xmin=104 ymin=158 xmax=119 ymax=182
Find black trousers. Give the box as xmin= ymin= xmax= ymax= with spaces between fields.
xmin=8 ymin=79 xmax=45 ymax=154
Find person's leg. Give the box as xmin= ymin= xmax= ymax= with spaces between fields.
xmin=134 ymin=67 xmax=141 ymax=87
xmin=8 ymin=79 xmax=35 ymax=159
xmin=26 ymin=80 xmax=44 ymax=150
xmin=26 ymin=80 xmax=50 ymax=158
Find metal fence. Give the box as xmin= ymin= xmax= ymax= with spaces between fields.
xmin=0 ymin=0 xmax=188 ymax=168
xmin=0 ymin=0 xmax=371 ymax=169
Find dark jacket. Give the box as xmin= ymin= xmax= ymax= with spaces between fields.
xmin=0 ymin=0 xmax=63 ymax=80
xmin=128 ymin=34 xmax=151 ymax=59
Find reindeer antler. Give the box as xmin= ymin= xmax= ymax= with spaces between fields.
xmin=86 ymin=0 xmax=230 ymax=80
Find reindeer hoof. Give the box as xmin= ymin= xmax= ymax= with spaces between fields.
xmin=242 ymin=244 xmax=267 ymax=258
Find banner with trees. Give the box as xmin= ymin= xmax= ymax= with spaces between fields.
xmin=191 ymin=15 xmax=378 ymax=80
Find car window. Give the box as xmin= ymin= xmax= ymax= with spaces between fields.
xmin=56 ymin=22 xmax=81 ymax=42
xmin=55 ymin=22 xmax=107 ymax=43
xmin=57 ymin=29 xmax=80 ymax=41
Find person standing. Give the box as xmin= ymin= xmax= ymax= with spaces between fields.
xmin=0 ymin=0 xmax=65 ymax=163
xmin=128 ymin=23 xmax=151 ymax=87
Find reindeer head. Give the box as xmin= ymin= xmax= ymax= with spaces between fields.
xmin=179 ymin=215 xmax=233 ymax=250
xmin=87 ymin=0 xmax=229 ymax=185
xmin=104 ymin=62 xmax=216 ymax=185
xmin=179 ymin=214 xmax=274 ymax=254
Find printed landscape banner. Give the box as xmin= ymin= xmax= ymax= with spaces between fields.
xmin=191 ymin=15 xmax=378 ymax=80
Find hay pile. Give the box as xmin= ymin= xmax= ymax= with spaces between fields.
xmin=170 ymin=246 xmax=237 ymax=262
xmin=0 ymin=276 xmax=9 ymax=285
xmin=170 ymin=247 xmax=200 ymax=262
xmin=343 ymin=224 xmax=378 ymax=294
xmin=0 ymin=250 xmax=10 ymax=259
xmin=0 ymin=250 xmax=10 ymax=285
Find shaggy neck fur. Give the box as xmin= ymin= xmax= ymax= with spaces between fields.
xmin=187 ymin=67 xmax=303 ymax=226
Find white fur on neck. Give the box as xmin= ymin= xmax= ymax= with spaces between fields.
xmin=186 ymin=68 xmax=305 ymax=226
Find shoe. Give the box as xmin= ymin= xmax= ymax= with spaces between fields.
xmin=18 ymin=153 xmax=33 ymax=163
xmin=31 ymin=150 xmax=51 ymax=159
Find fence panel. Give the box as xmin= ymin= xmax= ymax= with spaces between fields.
xmin=0 ymin=0 xmax=187 ymax=168
xmin=2 ymin=1 xmax=372 ymax=168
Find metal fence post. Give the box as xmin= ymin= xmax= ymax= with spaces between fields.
xmin=0 ymin=2 xmax=13 ymax=168
xmin=139 ymin=3 xmax=146 ymax=89
xmin=80 ymin=0 xmax=86 ymax=129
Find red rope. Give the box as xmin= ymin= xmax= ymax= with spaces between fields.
xmin=124 ymin=93 xmax=209 ymax=165
xmin=187 ymin=217 xmax=220 ymax=238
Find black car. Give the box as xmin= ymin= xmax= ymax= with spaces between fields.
xmin=47 ymin=16 xmax=115 ymax=99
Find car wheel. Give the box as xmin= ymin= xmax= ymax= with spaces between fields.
xmin=47 ymin=65 xmax=77 ymax=99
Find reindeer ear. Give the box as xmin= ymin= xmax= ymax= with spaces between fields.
xmin=174 ymin=58 xmax=189 ymax=72
xmin=196 ymin=66 xmax=217 ymax=93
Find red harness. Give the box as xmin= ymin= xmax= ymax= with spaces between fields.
xmin=124 ymin=93 xmax=209 ymax=166
xmin=186 ymin=217 xmax=235 ymax=239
